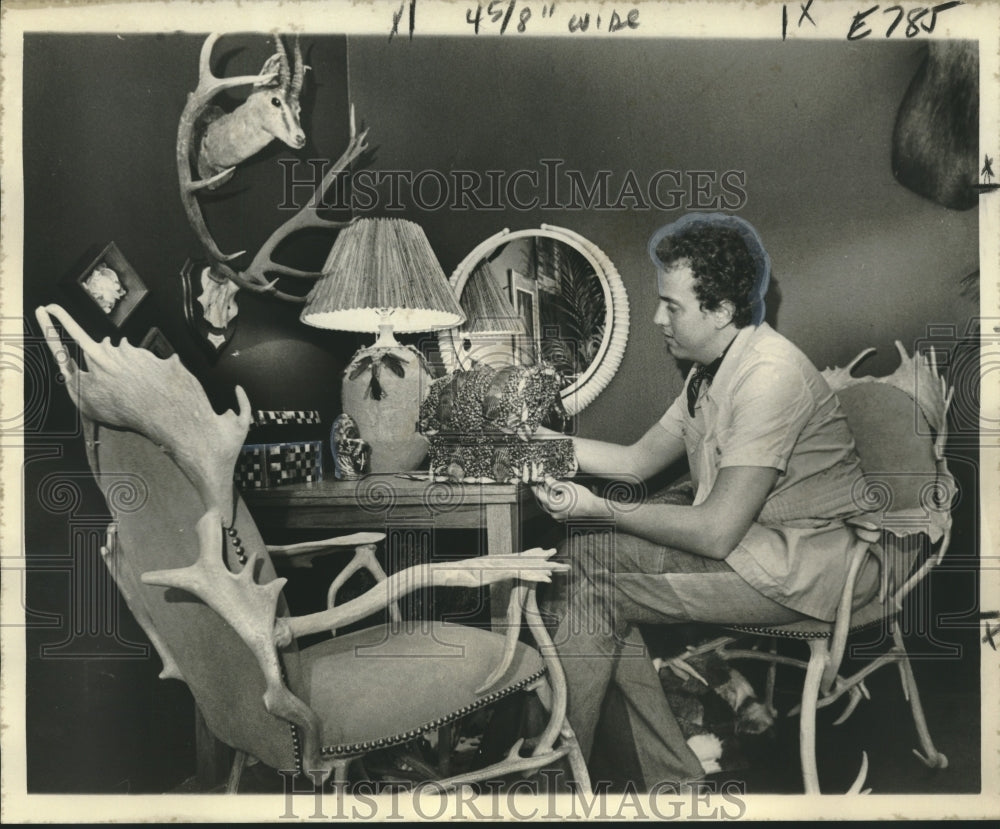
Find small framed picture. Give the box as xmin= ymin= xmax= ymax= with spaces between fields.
xmin=73 ymin=242 xmax=148 ymax=329
xmin=139 ymin=327 xmax=175 ymax=359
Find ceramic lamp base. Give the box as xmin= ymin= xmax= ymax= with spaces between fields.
xmin=341 ymin=344 xmax=431 ymax=473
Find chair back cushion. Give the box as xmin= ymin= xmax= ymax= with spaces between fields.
xmin=836 ymin=383 xmax=938 ymax=516
xmin=835 ymin=381 xmax=949 ymax=592
xmin=87 ymin=418 xmax=302 ymax=772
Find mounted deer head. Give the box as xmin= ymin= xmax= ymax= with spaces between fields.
xmin=196 ymin=36 xmax=308 ymax=187
xmin=176 ymin=34 xmax=370 ymax=354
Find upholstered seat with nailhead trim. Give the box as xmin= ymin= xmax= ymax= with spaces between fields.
xmin=297 ymin=621 xmax=544 ymax=757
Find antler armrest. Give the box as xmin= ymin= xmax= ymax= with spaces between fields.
xmin=273 ymin=549 xmax=567 ymax=646
xmin=267 ymin=532 xmax=386 ymax=567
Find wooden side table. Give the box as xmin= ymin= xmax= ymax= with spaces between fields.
xmin=243 ymin=474 xmax=545 ymax=630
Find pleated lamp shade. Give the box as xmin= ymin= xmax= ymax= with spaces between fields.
xmin=461 ymin=262 xmax=525 ymax=335
xmin=300 ymin=218 xmax=465 ymax=334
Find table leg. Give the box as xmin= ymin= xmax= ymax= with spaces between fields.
xmin=485 ymin=503 xmax=519 ymax=630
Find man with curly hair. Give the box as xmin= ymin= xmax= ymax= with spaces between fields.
xmin=534 ymin=213 xmax=880 ymax=789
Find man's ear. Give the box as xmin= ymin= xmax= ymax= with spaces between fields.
xmin=712 ymin=301 xmax=735 ymax=328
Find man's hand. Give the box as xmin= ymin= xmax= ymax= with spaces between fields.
xmin=532 ymin=476 xmax=609 ymax=522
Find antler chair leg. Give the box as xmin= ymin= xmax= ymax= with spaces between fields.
xmin=523 ymin=590 xmax=592 ymax=793
xmin=893 ymin=627 xmax=948 ymax=769
xmin=799 ymin=639 xmax=827 ymax=794
xmin=559 ymin=721 xmax=591 ymax=790
xmin=798 ymin=639 xmax=871 ymax=794
xmin=435 ymin=741 xmax=573 ymax=790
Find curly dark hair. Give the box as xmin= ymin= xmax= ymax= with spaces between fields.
xmin=653 ymin=225 xmax=758 ymax=328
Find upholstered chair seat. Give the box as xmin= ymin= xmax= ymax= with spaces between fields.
xmin=300 ymin=623 xmax=544 ymax=757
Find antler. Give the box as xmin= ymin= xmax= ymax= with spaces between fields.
xmin=34 ymin=303 xmax=251 ymax=523
xmin=290 ymin=37 xmax=306 ymax=100
xmin=273 ymin=35 xmax=291 ymax=89
xmin=177 ymin=34 xmax=370 ymax=302
xmin=271 ymin=35 xmax=306 ymax=100
xmin=233 ymin=106 xmax=368 ymax=294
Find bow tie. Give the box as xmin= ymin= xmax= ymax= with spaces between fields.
xmin=686 ymin=342 xmax=733 ymax=417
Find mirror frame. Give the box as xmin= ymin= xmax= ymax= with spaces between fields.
xmin=440 ymin=224 xmax=630 ymax=416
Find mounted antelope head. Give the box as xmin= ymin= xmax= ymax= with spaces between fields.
xmin=196 ymin=36 xmax=308 ymax=186
xmin=176 ymin=34 xmax=370 ymax=355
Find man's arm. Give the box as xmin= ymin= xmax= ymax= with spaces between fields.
xmin=534 ymin=465 xmax=779 ymax=560
xmin=614 ymin=465 xmax=779 ymax=558
xmin=538 ymin=421 xmax=686 ymax=481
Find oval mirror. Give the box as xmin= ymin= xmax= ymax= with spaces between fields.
xmin=440 ymin=225 xmax=630 ymax=416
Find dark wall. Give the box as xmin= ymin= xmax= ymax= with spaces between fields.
xmin=21 ymin=34 xmax=980 ymax=792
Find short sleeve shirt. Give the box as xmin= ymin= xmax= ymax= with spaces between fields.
xmin=658 ymin=323 xmax=867 ymax=620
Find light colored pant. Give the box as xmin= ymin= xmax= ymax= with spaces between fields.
xmin=545 ymin=528 xmax=876 ymax=789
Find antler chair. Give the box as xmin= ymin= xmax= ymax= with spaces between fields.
xmin=671 ymin=342 xmax=955 ymax=794
xmin=35 ymin=303 xmax=590 ymax=793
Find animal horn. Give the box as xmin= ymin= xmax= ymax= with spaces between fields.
xmin=290 ymin=36 xmax=305 ymax=100
xmin=274 ymin=35 xmax=290 ymax=89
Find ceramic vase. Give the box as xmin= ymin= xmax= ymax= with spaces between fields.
xmin=341 ymin=345 xmax=430 ymax=473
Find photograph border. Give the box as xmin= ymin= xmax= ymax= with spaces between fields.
xmin=2 ymin=0 xmax=997 ymax=823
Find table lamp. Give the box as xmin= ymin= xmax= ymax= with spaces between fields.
xmin=301 ymin=217 xmax=465 ymax=473
xmin=457 ymin=260 xmax=526 ymax=368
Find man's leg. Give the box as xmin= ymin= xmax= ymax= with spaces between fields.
xmin=549 ymin=531 xmax=807 ymax=789
xmin=609 ymin=536 xmax=812 ymax=787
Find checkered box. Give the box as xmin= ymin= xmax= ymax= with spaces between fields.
xmin=252 ymin=410 xmax=322 ymax=427
xmin=267 ymin=441 xmax=323 ymax=487
xmin=234 ymin=444 xmax=268 ymax=490
xmin=234 ymin=441 xmax=323 ymax=490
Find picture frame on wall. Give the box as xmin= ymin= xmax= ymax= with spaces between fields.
xmin=138 ymin=326 xmax=175 ymax=360
xmin=68 ymin=242 xmax=149 ymax=329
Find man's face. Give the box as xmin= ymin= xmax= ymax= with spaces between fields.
xmin=652 ymin=261 xmax=721 ymax=364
